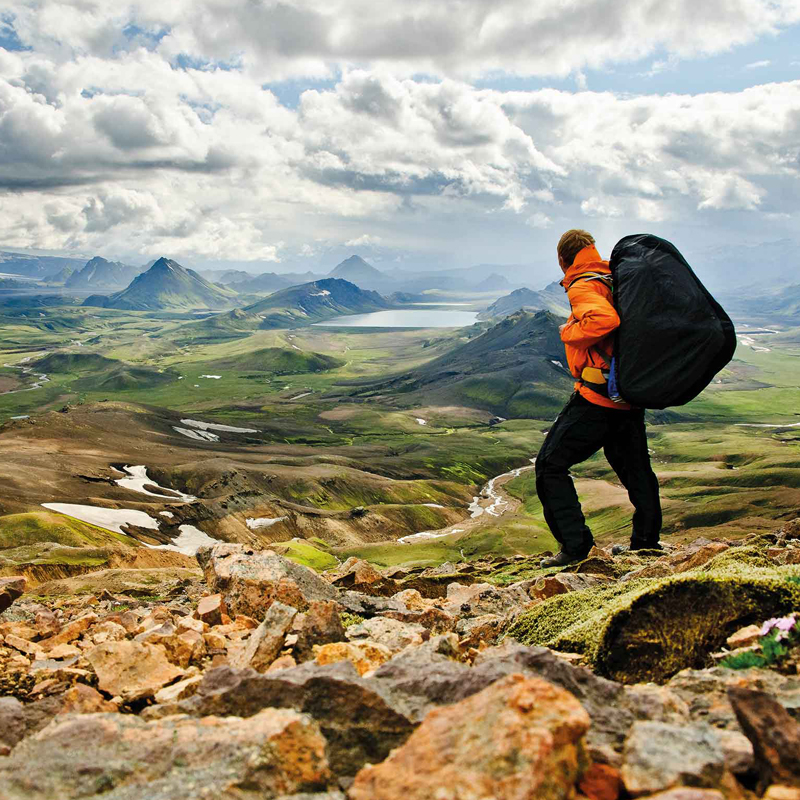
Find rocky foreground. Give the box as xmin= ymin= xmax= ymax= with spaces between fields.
xmin=1 ymin=526 xmax=800 ymax=799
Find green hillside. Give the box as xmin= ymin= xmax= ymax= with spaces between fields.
xmin=345 ymin=310 xmax=574 ymax=417
xmin=175 ymin=278 xmax=388 ymax=342
xmin=205 ymin=347 xmax=344 ymax=374
xmin=84 ymin=258 xmax=238 ymax=311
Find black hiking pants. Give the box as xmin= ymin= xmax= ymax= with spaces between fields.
xmin=535 ymin=392 xmax=662 ymax=558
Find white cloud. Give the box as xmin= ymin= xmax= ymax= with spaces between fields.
xmin=745 ymin=60 xmax=772 ymax=70
xmin=0 ymin=2 xmax=798 ymax=265
xmin=527 ymin=213 xmax=553 ymax=229
xmin=581 ymin=197 xmax=623 ymax=218
xmin=7 ymin=0 xmax=800 ymax=80
xmin=344 ymin=234 xmax=382 ymax=247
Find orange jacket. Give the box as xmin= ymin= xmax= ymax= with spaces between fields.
xmin=560 ymin=244 xmax=631 ymax=410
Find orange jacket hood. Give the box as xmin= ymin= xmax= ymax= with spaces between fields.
xmin=560 ymin=244 xmax=611 ymax=290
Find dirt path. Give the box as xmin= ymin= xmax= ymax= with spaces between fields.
xmin=398 ymin=459 xmax=535 ymax=544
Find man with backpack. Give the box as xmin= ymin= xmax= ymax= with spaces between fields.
xmin=537 ymin=229 xmax=662 ymax=568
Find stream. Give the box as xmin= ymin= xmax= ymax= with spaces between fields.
xmin=399 ymin=458 xmax=536 ymax=544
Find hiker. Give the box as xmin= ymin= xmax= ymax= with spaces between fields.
xmin=537 ymin=229 xmax=662 ymax=568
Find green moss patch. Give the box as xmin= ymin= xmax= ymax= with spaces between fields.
xmin=507 ymin=562 xmax=800 ymax=684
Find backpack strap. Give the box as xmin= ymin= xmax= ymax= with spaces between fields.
xmin=566 ymin=272 xmax=614 ymax=292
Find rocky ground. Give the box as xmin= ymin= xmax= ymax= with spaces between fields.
xmin=1 ymin=523 xmax=800 ymax=799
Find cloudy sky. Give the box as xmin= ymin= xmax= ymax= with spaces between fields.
xmin=1 ymin=0 xmax=799 ymax=277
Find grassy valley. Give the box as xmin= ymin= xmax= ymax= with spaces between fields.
xmin=1 ymin=274 xmax=799 ymax=580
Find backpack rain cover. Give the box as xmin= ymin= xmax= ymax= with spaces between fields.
xmin=608 ymin=234 xmax=737 ymax=409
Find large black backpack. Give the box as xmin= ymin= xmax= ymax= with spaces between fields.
xmin=607 ymin=234 xmax=736 ymax=409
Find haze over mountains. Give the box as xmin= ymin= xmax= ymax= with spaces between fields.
xmin=180 ymin=277 xmax=389 ymax=341
xmin=65 ymin=257 xmax=143 ymax=291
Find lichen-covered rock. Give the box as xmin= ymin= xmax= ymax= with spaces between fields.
xmin=346 ymin=617 xmax=427 ymax=654
xmin=294 ymin=601 xmax=346 ymax=662
xmin=0 ymin=685 xmax=116 ymax=750
xmin=442 ymin=582 xmax=529 ymax=618
xmin=666 ymin=667 xmax=800 ymax=731
xmin=467 ymin=642 xmax=688 ymax=765
xmin=197 ymin=543 xmax=339 ymax=618
xmin=235 ymin=601 xmax=298 ymax=672
xmin=176 ymin=661 xmax=416 ymax=775
xmin=621 ymin=722 xmax=726 ymax=796
xmin=348 ymin=673 xmax=591 ymax=800
xmin=0 ymin=708 xmax=330 ymax=799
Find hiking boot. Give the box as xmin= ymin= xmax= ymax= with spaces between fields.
xmin=540 ymin=549 xmax=588 ymax=569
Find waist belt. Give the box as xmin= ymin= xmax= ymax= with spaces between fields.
xmin=580 ymin=365 xmax=628 ymax=405
xmin=581 ymin=366 xmax=608 ymax=385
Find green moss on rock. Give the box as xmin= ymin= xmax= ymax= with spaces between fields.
xmin=506 ymin=570 xmax=800 ymax=684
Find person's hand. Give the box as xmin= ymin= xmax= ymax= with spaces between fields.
xmin=559 ymin=322 xmax=569 ymax=335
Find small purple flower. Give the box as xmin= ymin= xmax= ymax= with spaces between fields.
xmin=775 ymin=615 xmax=797 ymax=632
xmin=761 ymin=618 xmax=780 ymax=636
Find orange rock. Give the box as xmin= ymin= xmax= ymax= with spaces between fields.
xmin=86 ymin=641 xmax=184 ymax=701
xmin=195 ymin=593 xmax=227 ymax=626
xmin=315 ymin=641 xmax=391 ymax=676
xmin=59 ymin=684 xmax=117 ymax=714
xmin=764 ymin=787 xmax=800 ymax=800
xmin=4 ymin=633 xmax=43 ymax=657
xmin=38 ymin=613 xmax=98 ymax=651
xmin=579 ymin=763 xmax=622 ymax=800
xmin=349 ymin=673 xmax=590 ymax=800
xmin=726 ymin=625 xmax=762 ymax=650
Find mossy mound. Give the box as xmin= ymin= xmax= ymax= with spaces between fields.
xmin=506 ymin=545 xmax=800 ymax=684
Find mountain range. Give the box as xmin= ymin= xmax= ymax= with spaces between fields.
xmin=478 ymin=283 xmax=569 ymax=320
xmin=0 ymin=251 xmax=85 ymax=279
xmin=176 ymin=278 xmax=388 ymax=342
xmin=83 ymin=257 xmax=238 ymax=311
xmin=66 ymin=257 xmax=143 ymax=291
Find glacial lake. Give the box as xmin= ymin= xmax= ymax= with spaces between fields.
xmin=314 ymin=308 xmax=480 ymax=328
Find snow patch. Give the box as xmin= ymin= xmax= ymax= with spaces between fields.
xmin=115 ymin=465 xmax=196 ymax=502
xmin=422 ymin=503 xmax=445 ymax=508
xmin=42 ymin=503 xmax=159 ymax=534
xmin=173 ymin=426 xmax=219 ymax=442
xmin=288 ymin=392 xmax=312 ymax=400
xmin=199 ymin=374 xmax=222 ymax=379
xmin=246 ymin=516 xmax=288 ymax=530
xmin=154 ymin=524 xmax=219 ymax=555
xmin=159 ymin=511 xmax=175 ymax=518
xmin=737 ymin=422 xmax=800 ymax=428
xmin=311 ymin=290 xmax=331 ymax=297
xmin=181 ymin=419 xmax=258 ymax=433
xmin=416 ymin=418 xmax=427 ymax=426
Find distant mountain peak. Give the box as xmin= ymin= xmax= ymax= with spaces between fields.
xmin=83 ymin=256 xmax=237 ymax=311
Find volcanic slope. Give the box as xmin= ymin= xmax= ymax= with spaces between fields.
xmin=175 ymin=278 xmax=389 ymax=343
xmin=328 ymin=255 xmax=395 ymax=292
xmin=83 ymin=258 xmax=239 ymax=311
xmin=346 ymin=310 xmax=574 ymax=418
xmin=479 ymin=284 xmax=570 ymax=320
xmin=66 ymin=257 xmax=143 ymax=291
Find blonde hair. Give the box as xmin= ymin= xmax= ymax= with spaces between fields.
xmin=557 ymin=229 xmax=595 ymax=267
